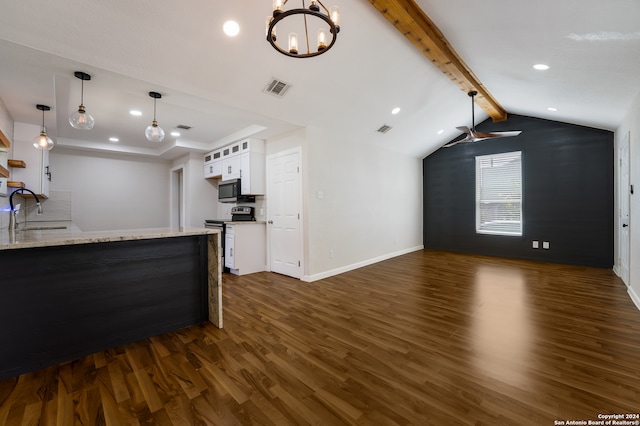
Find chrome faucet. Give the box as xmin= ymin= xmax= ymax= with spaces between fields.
xmin=9 ymin=188 xmax=42 ymax=231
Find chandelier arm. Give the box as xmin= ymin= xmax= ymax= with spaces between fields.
xmin=317 ymin=0 xmax=330 ymax=15
xmin=303 ymin=9 xmax=311 ymax=54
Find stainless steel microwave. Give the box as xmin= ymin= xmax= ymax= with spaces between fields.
xmin=218 ymin=179 xmax=255 ymax=203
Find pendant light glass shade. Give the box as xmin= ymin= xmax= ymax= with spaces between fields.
xmin=145 ymin=91 xmax=165 ymax=142
xmin=33 ymin=104 xmax=55 ymax=150
xmin=145 ymin=120 xmax=165 ymax=142
xmin=69 ymin=71 xmax=95 ymax=130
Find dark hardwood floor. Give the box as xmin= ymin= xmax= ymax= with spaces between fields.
xmin=1 ymin=249 xmax=639 ymax=425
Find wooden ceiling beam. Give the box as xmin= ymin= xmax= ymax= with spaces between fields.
xmin=366 ymin=0 xmax=508 ymax=122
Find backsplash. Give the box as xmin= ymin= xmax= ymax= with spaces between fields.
xmin=0 ymin=190 xmax=72 ymax=230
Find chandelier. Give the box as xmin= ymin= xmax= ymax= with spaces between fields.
xmin=267 ymin=0 xmax=341 ymax=58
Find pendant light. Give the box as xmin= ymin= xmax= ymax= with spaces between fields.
xmin=33 ymin=104 xmax=55 ymax=150
xmin=145 ymin=91 xmax=165 ymax=142
xmin=69 ymin=71 xmax=95 ymax=130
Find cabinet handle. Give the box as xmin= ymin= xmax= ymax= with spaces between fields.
xmin=230 ymin=248 xmax=233 ymax=257
xmin=228 ymin=165 xmax=232 ymax=174
xmin=45 ymin=165 xmax=52 ymax=182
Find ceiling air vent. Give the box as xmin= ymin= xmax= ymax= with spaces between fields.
xmin=264 ymin=78 xmax=292 ymax=97
xmin=376 ymin=124 xmax=393 ymax=134
xmin=176 ymin=124 xmax=191 ymax=130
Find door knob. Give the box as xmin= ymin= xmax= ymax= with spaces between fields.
xmin=268 ymin=220 xmax=273 ymax=224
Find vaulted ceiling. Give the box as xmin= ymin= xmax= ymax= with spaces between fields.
xmin=0 ymin=0 xmax=638 ymax=159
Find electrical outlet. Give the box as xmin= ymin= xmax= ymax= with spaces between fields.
xmin=543 ymin=241 xmax=550 ymax=249
xmin=317 ymin=191 xmax=324 ymax=199
xmin=532 ymin=240 xmax=539 ymax=249
xmin=259 ymin=208 xmax=264 ymax=216
xmin=329 ymin=249 xmax=334 ymax=258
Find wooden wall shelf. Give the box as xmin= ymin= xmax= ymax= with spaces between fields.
xmin=0 ymin=165 xmax=9 ymax=178
xmin=8 ymin=159 xmax=26 ymax=168
xmin=0 ymin=129 xmax=10 ymax=149
xmin=7 ymin=181 xmax=25 ymax=189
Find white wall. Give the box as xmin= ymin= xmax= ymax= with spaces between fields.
xmin=304 ymin=126 xmax=423 ymax=280
xmin=171 ymin=152 xmax=217 ymax=227
xmin=51 ymin=148 xmax=171 ymax=231
xmin=264 ymin=126 xmax=423 ymax=281
xmin=617 ymin=91 xmax=640 ymax=309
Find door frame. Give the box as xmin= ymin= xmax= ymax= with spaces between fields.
xmin=170 ymin=164 xmax=186 ymax=228
xmin=616 ymin=131 xmax=630 ymax=286
xmin=266 ymin=147 xmax=304 ymax=278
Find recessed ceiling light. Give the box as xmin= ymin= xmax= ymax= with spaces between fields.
xmin=533 ymin=64 xmax=550 ymax=70
xmin=223 ymin=20 xmax=240 ymax=37
xmin=130 ymin=110 xmax=142 ymax=116
xmin=437 ymin=129 xmax=444 ymax=135
xmin=170 ymin=131 xmax=180 ymax=137
xmin=547 ymin=107 xmax=558 ymax=112
xmin=109 ymin=137 xmax=119 ymax=142
xmin=391 ymin=107 xmax=401 ymax=115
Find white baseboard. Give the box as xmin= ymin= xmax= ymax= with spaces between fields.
xmin=628 ymin=286 xmax=640 ymax=312
xmin=302 ymin=245 xmax=424 ymax=282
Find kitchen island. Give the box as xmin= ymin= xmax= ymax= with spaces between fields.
xmin=0 ymin=227 xmax=222 ymax=380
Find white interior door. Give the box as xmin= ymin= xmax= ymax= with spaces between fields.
xmin=267 ymin=149 xmax=302 ymax=278
xmin=619 ymin=131 xmax=630 ymax=286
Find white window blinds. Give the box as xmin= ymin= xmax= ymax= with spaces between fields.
xmin=475 ymin=151 xmax=522 ymax=236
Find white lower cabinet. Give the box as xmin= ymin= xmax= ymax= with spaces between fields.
xmin=224 ymin=223 xmax=266 ymax=275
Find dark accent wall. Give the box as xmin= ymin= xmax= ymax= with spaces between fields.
xmin=423 ymin=114 xmax=614 ymax=268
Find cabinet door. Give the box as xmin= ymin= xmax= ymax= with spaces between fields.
xmin=222 ymin=156 xmax=241 ymax=181
xmin=225 ymin=232 xmax=235 ymax=268
xmin=240 ymin=153 xmax=251 ymax=195
xmin=40 ymin=149 xmax=50 ymax=197
xmin=204 ymin=160 xmax=222 ymax=178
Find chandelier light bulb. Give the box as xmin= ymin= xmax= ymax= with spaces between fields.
xmin=330 ymin=6 xmax=341 ymax=28
xmin=318 ymin=28 xmax=328 ymax=50
xmin=273 ymin=0 xmax=284 ymax=14
xmin=288 ymin=33 xmax=299 ymax=54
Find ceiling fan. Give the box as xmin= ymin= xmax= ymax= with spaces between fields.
xmin=444 ymin=90 xmax=522 ymax=148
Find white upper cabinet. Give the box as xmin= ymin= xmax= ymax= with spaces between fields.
xmin=205 ymin=138 xmax=265 ymax=195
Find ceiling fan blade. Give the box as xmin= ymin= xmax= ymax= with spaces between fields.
xmin=473 ymin=130 xmax=522 ymax=139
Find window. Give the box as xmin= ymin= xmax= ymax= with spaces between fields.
xmin=476 ymin=151 xmax=522 ymax=236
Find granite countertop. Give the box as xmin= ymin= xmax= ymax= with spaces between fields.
xmin=0 ymin=226 xmax=219 ymax=251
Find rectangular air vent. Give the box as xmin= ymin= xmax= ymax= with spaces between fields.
xmin=176 ymin=124 xmax=191 ymax=130
xmin=377 ymin=124 xmax=393 ymax=134
xmin=264 ymin=78 xmax=292 ymax=97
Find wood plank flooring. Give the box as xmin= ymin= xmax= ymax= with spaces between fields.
xmin=1 ymin=249 xmax=640 ymax=425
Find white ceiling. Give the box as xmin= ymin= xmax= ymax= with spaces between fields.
xmin=0 ymin=0 xmax=638 ymax=160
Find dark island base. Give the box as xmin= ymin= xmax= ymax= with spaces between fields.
xmin=0 ymin=235 xmax=209 ymax=381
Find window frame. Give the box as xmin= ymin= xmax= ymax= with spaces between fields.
xmin=475 ymin=151 xmax=523 ymax=237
